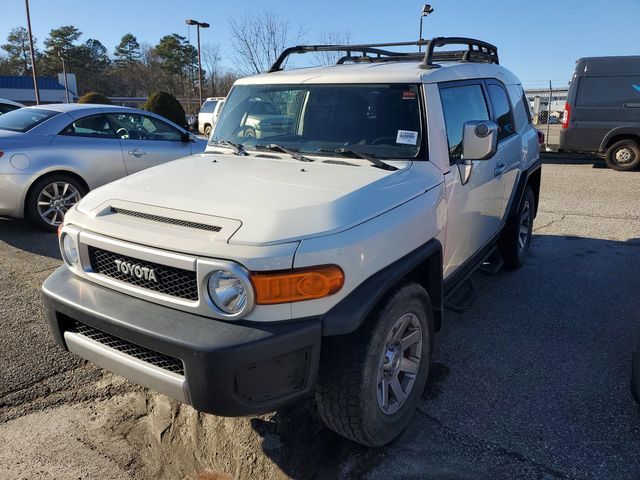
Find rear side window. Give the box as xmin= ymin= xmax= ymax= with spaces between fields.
xmin=487 ymin=83 xmax=516 ymax=141
xmin=60 ymin=114 xmax=116 ymax=138
xmin=576 ymin=76 xmax=640 ymax=107
xmin=200 ymin=100 xmax=218 ymax=113
xmin=439 ymin=83 xmax=489 ymax=162
xmin=0 ymin=108 xmax=59 ymax=132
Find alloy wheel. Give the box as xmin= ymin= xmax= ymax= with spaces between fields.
xmin=377 ymin=312 xmax=423 ymax=415
xmin=36 ymin=182 xmax=82 ymax=227
xmin=518 ymin=200 xmax=532 ymax=253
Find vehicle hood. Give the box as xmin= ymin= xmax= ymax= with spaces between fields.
xmin=77 ymin=153 xmax=443 ymax=246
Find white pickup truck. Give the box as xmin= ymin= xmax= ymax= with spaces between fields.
xmin=43 ymin=37 xmax=541 ymax=447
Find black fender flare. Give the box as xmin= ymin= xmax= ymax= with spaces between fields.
xmin=506 ymin=159 xmax=542 ymax=220
xmin=321 ymin=239 xmax=443 ymax=336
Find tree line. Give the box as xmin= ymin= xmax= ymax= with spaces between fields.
xmin=0 ymin=11 xmax=350 ymax=109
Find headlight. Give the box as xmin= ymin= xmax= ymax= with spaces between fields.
xmin=207 ymin=269 xmax=249 ymax=315
xmin=61 ymin=233 xmax=79 ymax=267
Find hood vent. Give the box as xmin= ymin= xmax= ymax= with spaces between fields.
xmin=111 ymin=207 xmax=222 ymax=232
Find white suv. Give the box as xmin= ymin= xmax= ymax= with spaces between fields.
xmin=197 ymin=97 xmax=225 ymax=136
xmin=43 ymin=37 xmax=541 ymax=447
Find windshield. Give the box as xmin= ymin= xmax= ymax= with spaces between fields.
xmin=211 ymin=84 xmax=423 ymax=159
xmin=0 ymin=108 xmax=59 ymax=133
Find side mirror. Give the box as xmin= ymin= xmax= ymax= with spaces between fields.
xmin=458 ymin=120 xmax=498 ymax=185
xmin=462 ymin=120 xmax=498 ymax=161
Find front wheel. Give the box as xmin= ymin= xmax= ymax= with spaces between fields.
xmin=26 ymin=174 xmax=86 ymax=231
xmin=605 ymin=139 xmax=640 ymax=171
xmin=315 ymin=283 xmax=432 ymax=446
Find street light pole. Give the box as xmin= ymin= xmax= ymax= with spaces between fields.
xmin=24 ymin=0 xmax=40 ymax=104
xmin=418 ymin=4 xmax=434 ymax=53
xmin=185 ymin=19 xmax=209 ymax=108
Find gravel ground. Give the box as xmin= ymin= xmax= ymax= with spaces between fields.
xmin=0 ymin=155 xmax=638 ymax=479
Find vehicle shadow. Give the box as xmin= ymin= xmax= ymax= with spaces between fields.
xmin=250 ymin=234 xmax=640 ymax=479
xmin=541 ymin=152 xmax=607 ymax=168
xmin=0 ymin=217 xmax=61 ymax=260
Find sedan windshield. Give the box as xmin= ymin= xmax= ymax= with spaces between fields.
xmin=211 ymin=84 xmax=423 ymax=159
xmin=0 ymin=108 xmax=59 ymax=133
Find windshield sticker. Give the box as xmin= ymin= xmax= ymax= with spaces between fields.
xmin=402 ymin=91 xmax=417 ymax=100
xmin=396 ymin=130 xmax=418 ymax=145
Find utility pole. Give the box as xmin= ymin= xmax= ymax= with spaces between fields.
xmin=59 ymin=51 xmax=70 ymax=103
xmin=185 ymin=19 xmax=209 ymax=108
xmin=25 ymin=0 xmax=40 ymax=104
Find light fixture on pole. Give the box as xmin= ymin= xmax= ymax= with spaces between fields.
xmin=185 ymin=19 xmax=209 ymax=109
xmin=418 ymin=4 xmax=434 ymax=53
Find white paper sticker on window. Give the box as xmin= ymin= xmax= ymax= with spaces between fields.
xmin=396 ymin=130 xmax=418 ymax=145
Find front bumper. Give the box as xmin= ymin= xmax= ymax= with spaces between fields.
xmin=42 ymin=266 xmax=321 ymax=416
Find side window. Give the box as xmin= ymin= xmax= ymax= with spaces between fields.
xmin=107 ymin=113 xmax=183 ymax=141
xmin=200 ymin=100 xmax=217 ymax=113
xmin=59 ymin=114 xmax=116 ymax=138
xmin=487 ymin=83 xmax=516 ymax=141
xmin=439 ymin=83 xmax=490 ymax=162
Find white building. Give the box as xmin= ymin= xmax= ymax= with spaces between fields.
xmin=0 ymin=74 xmax=77 ymax=105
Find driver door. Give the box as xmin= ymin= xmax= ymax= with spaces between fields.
xmin=439 ymin=80 xmax=507 ymax=278
xmin=106 ymin=113 xmax=192 ymax=174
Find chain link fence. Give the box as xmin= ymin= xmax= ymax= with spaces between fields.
xmin=524 ymin=81 xmax=569 ymax=151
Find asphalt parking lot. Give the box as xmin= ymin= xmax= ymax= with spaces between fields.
xmin=0 ymin=155 xmax=639 ymax=479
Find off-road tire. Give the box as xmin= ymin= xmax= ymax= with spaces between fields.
xmin=499 ymin=186 xmax=535 ymax=270
xmin=605 ymin=139 xmax=640 ymax=171
xmin=315 ymin=283 xmax=432 ymax=446
xmin=26 ymin=174 xmax=87 ymax=232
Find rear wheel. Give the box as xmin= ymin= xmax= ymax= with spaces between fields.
xmin=605 ymin=139 xmax=640 ymax=171
xmin=26 ymin=174 xmax=86 ymax=231
xmin=315 ymin=283 xmax=432 ymax=446
xmin=499 ymin=186 xmax=535 ymax=270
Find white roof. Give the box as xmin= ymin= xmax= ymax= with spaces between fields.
xmin=236 ymin=60 xmax=522 ymax=86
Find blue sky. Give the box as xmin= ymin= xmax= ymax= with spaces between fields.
xmin=1 ymin=0 xmax=639 ymax=88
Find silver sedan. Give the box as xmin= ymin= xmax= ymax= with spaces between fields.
xmin=0 ymin=104 xmax=207 ymax=230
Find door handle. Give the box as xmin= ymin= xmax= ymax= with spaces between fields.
xmin=128 ymin=148 xmax=146 ymax=156
xmin=494 ymin=162 xmax=507 ymax=177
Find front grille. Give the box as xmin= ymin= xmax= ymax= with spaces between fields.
xmin=69 ymin=321 xmax=185 ymax=376
xmin=111 ymin=207 xmax=222 ymax=232
xmin=88 ymin=246 xmax=199 ymax=301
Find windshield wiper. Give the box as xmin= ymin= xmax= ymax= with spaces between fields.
xmin=333 ymin=147 xmax=398 ymax=171
xmin=256 ymin=144 xmax=314 ymax=163
xmin=209 ymin=140 xmax=248 ymax=156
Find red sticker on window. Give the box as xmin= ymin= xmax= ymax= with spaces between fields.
xmin=402 ymin=91 xmax=416 ymax=100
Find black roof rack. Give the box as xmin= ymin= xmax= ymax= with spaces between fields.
xmin=267 ymin=37 xmax=499 ymax=73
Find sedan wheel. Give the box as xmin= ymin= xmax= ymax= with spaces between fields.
xmin=37 ymin=181 xmax=82 ymax=227
xmin=26 ymin=175 xmax=87 ymax=231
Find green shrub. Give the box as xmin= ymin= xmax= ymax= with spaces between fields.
xmin=77 ymin=92 xmax=112 ymax=105
xmin=142 ymin=91 xmax=186 ymax=127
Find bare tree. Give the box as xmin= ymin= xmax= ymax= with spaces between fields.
xmin=229 ymin=11 xmax=306 ymax=75
xmin=201 ymin=43 xmax=222 ymax=96
xmin=315 ymin=29 xmax=353 ymax=66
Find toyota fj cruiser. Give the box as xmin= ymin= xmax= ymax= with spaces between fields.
xmin=43 ymin=37 xmax=541 ymax=447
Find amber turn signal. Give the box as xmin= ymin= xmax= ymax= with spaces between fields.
xmin=251 ymin=266 xmax=344 ymax=305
